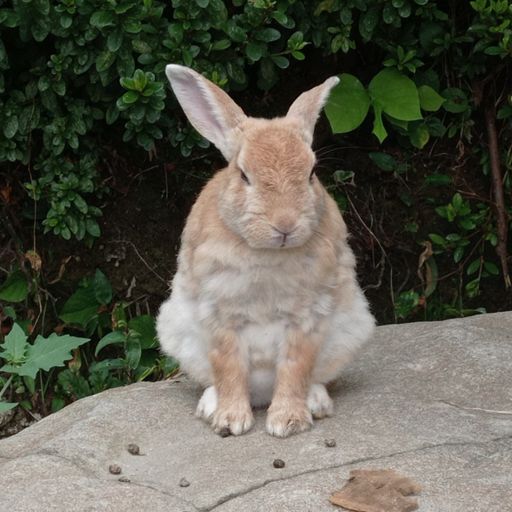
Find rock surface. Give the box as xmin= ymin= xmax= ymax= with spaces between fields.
xmin=1 ymin=312 xmax=511 ymax=511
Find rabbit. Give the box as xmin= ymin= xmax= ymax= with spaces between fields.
xmin=156 ymin=64 xmax=375 ymax=438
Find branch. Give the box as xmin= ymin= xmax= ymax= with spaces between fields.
xmin=484 ymin=102 xmax=511 ymax=288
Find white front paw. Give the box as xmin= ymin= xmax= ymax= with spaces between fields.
xmin=212 ymin=404 xmax=254 ymax=436
xmin=307 ymin=383 xmax=333 ymax=419
xmin=266 ymin=402 xmax=313 ymax=438
xmin=196 ymin=386 xmax=218 ymax=421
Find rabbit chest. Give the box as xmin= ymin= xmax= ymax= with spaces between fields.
xmin=195 ymin=249 xmax=337 ymax=355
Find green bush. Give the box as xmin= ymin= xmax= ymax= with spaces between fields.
xmin=2 ymin=0 xmax=510 ymax=242
xmin=0 ymin=0 xmax=313 ymax=242
xmin=1 ymin=0 xmax=511 ymax=314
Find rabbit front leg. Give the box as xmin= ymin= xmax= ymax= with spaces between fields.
xmin=207 ymin=329 xmax=255 ymax=436
xmin=266 ymin=329 xmax=319 ymax=437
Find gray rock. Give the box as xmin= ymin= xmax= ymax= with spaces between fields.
xmin=1 ymin=312 xmax=511 ymax=511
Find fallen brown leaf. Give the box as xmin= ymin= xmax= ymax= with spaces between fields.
xmin=330 ymin=469 xmax=421 ymax=512
xmin=25 ymin=250 xmax=42 ymax=272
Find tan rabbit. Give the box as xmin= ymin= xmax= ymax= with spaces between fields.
xmin=157 ymin=64 xmax=375 ymax=437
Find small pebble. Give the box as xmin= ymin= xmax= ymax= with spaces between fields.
xmin=118 ymin=476 xmax=131 ymax=483
xmin=109 ymin=464 xmax=122 ymax=475
xmin=324 ymin=438 xmax=337 ymax=448
xmin=218 ymin=427 xmax=231 ymax=438
xmin=273 ymin=458 xmax=285 ymax=469
xmin=179 ymin=478 xmax=190 ymax=488
xmin=127 ymin=443 xmax=140 ymax=455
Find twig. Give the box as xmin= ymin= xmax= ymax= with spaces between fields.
xmin=127 ymin=165 xmax=159 ymax=189
xmin=0 ymin=375 xmax=14 ymax=401
xmin=484 ymin=101 xmax=511 ymax=288
xmin=111 ymin=240 xmax=168 ymax=284
xmin=345 ymin=193 xmax=392 ymax=301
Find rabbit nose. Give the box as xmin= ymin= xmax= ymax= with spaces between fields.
xmin=272 ymin=214 xmax=297 ymax=236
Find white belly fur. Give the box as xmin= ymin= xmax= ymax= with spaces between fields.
xmin=157 ymin=279 xmax=374 ymax=407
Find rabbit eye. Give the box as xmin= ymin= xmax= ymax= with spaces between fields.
xmin=309 ymin=170 xmax=316 ymax=183
xmin=240 ymin=170 xmax=250 ymax=185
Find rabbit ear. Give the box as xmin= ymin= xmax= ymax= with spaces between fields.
xmin=165 ymin=64 xmax=247 ymax=160
xmin=286 ymin=76 xmax=340 ymax=145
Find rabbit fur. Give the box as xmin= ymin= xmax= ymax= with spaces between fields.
xmin=157 ymin=64 xmax=375 ymax=437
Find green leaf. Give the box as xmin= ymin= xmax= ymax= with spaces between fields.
xmin=256 ymin=28 xmax=281 ymax=42
xmin=273 ymin=10 xmax=294 ymax=28
xmin=31 ymin=20 xmax=50 ymax=41
xmin=287 ymin=31 xmax=304 ymax=49
xmin=2 ymin=306 xmax=16 ymax=319
xmin=465 ymin=278 xmax=480 ymax=298
xmin=225 ymin=21 xmax=246 ymax=42
xmin=442 ymin=88 xmax=469 ymax=113
xmin=0 ymin=402 xmax=18 ymax=413
xmin=51 ymin=397 xmax=66 ymax=412
xmin=429 ymin=233 xmax=446 ymax=246
xmin=122 ymin=90 xmax=139 ymax=105
xmin=95 ymin=331 xmax=126 ymax=356
xmin=333 ymin=170 xmax=355 ymax=184
xmin=245 ymin=42 xmax=263 ymax=61
xmin=0 ymin=9 xmax=19 ymax=28
xmin=270 ymin=55 xmax=289 ymax=69
xmin=418 ymin=85 xmax=444 ymax=112
xmin=59 ymin=286 xmax=100 ymax=327
xmin=394 ymin=290 xmax=420 ymax=319
xmin=359 ymin=7 xmax=379 ymax=41
xmin=91 ymin=358 xmax=126 ymax=372
xmin=93 ymin=269 xmax=112 ymax=305
xmin=424 ymin=173 xmax=451 ymax=186
xmin=168 ymin=23 xmax=184 ymax=42
xmin=453 ymin=246 xmax=465 ymax=263
xmin=409 ymin=122 xmax=430 ymax=148
xmin=211 ymin=39 xmax=231 ymax=51
xmin=86 ymin=219 xmax=101 ymax=237
xmin=60 ymin=15 xmax=72 ymax=29
xmin=466 ymin=259 xmax=481 ymax=276
xmin=96 ymin=51 xmax=115 ymax=72
xmin=368 ymin=69 xmax=422 ymax=121
xmin=371 ymin=104 xmax=388 ymax=143
xmin=13 ymin=333 xmax=90 ymax=379
xmin=0 ymin=271 xmax=28 ymax=303
xmin=90 ymin=10 xmax=116 ymax=29
xmin=483 ymin=261 xmax=499 ymax=276
xmin=325 ymin=74 xmax=370 ymax=134
xmin=125 ymin=334 xmax=142 ymax=369
xmin=132 ymin=39 xmax=152 ymax=54
xmin=53 ymin=80 xmax=66 ymax=97
xmin=106 ymin=105 xmax=119 ymax=125
xmin=107 ymin=30 xmax=123 ymax=52
xmin=128 ymin=315 xmax=157 ymax=349
xmin=0 ymin=323 xmax=27 ymax=364
xmin=452 ymin=192 xmax=463 ymax=210
xmin=426 ymin=116 xmax=446 ymax=137
xmin=4 ymin=116 xmax=18 ymax=139
xmin=484 ymin=46 xmax=504 ymax=56
xmin=369 ymin=152 xmax=396 ymax=171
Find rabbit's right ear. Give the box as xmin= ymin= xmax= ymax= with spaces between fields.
xmin=165 ymin=64 xmax=247 ymax=160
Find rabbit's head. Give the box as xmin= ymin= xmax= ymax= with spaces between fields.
xmin=166 ymin=64 xmax=339 ymax=250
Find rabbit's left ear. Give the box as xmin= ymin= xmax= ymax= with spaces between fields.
xmin=286 ymin=76 xmax=339 ymax=145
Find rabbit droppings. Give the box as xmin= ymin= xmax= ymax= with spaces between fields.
xmin=157 ymin=65 xmax=375 ymax=438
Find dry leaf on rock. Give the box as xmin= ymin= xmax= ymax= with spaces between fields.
xmin=330 ymin=469 xmax=421 ymax=512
